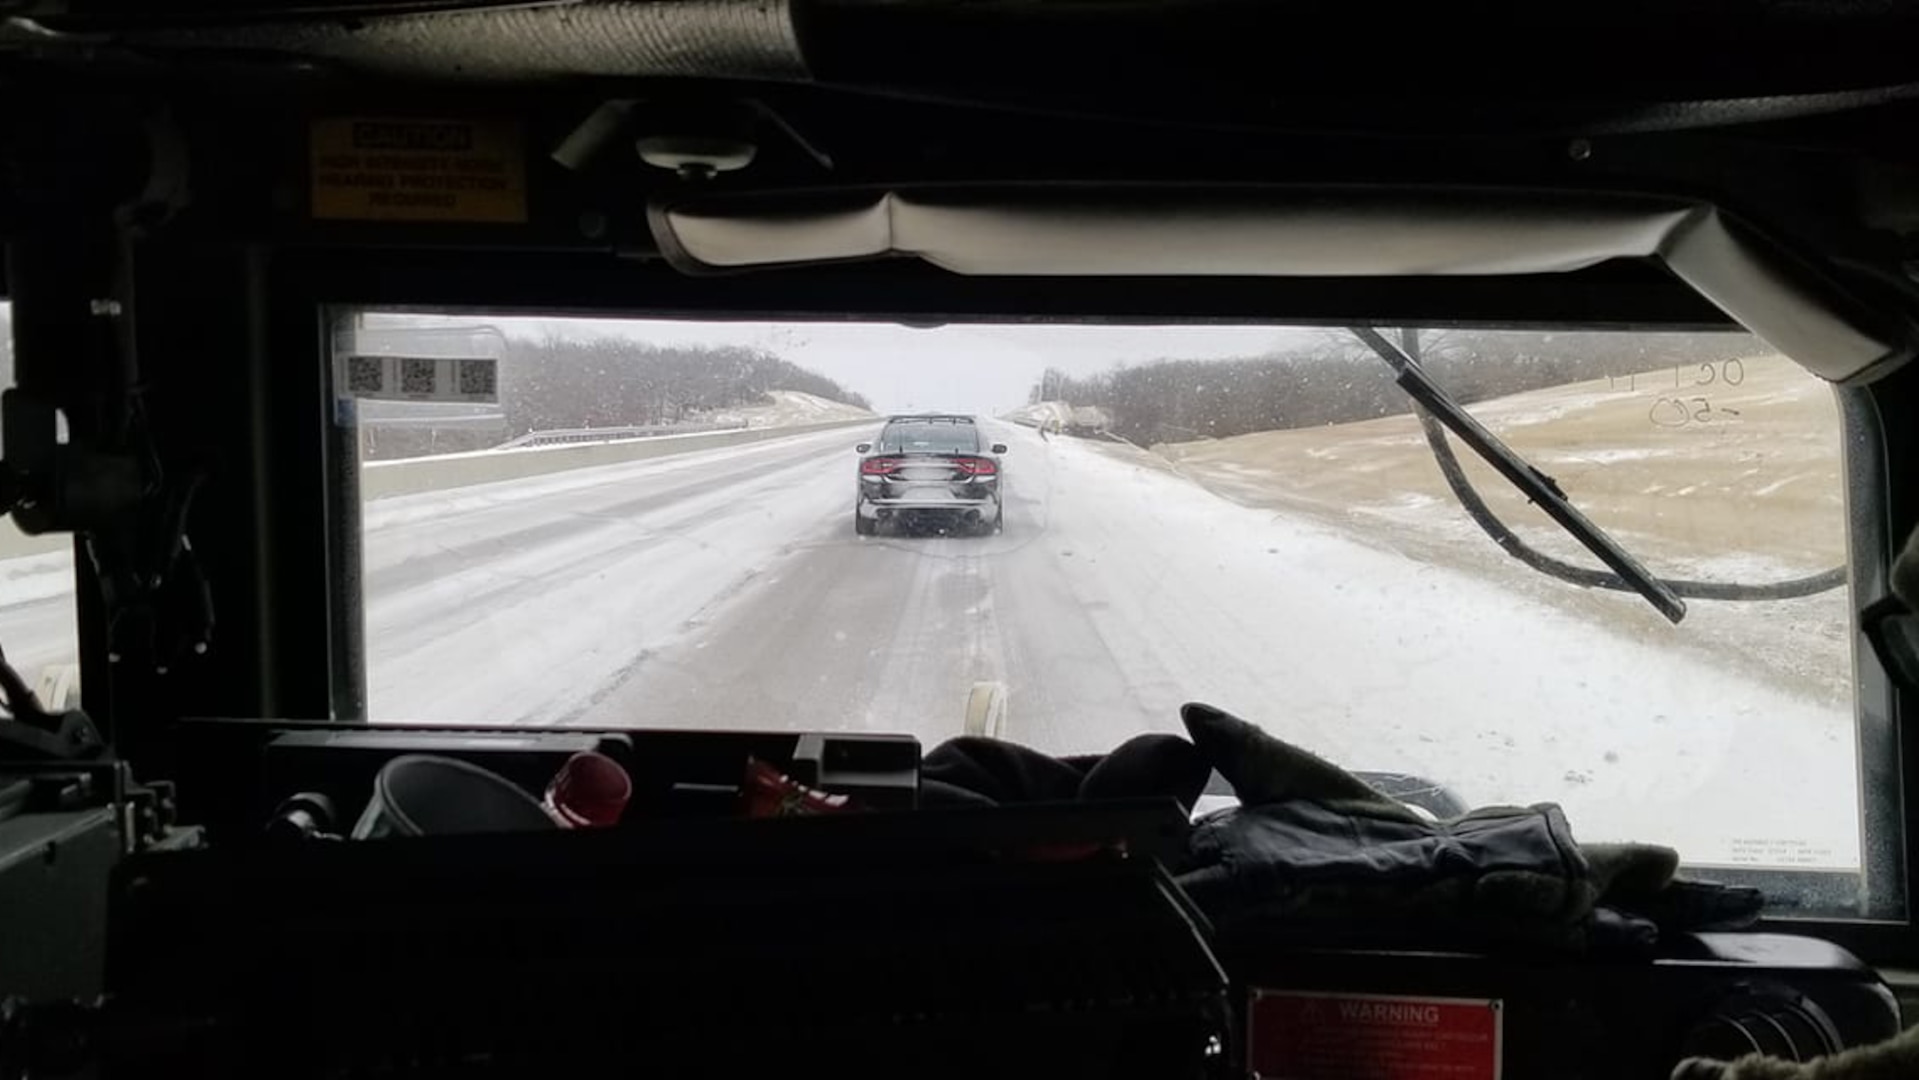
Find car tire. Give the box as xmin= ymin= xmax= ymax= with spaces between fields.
xmin=855 ymin=509 xmax=877 ymax=536
xmin=990 ymin=507 xmax=1004 ymax=535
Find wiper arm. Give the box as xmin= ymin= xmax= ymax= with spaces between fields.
xmin=1348 ymin=327 xmax=1687 ymax=624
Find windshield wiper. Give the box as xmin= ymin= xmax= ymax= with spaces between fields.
xmin=1348 ymin=327 xmax=1687 ymax=624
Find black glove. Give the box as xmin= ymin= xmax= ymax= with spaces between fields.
xmin=1174 ymin=703 xmax=1761 ymax=954
xmin=921 ymin=733 xmax=1210 ymax=813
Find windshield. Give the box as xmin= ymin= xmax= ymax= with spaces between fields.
xmin=337 ymin=314 xmax=1868 ymax=908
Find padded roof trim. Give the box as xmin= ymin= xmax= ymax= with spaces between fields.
xmin=654 ymin=188 xmax=1908 ymax=382
xmin=131 ymin=0 xmax=807 ymax=80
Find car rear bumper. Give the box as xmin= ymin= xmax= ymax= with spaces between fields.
xmin=858 ymin=492 xmax=1000 ymax=516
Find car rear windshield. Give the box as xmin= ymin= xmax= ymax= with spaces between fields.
xmin=879 ymin=422 xmax=979 ymax=454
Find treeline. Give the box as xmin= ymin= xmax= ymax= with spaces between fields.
xmin=501 ymin=335 xmax=869 ymax=435
xmin=1030 ymin=329 xmax=1763 ymax=445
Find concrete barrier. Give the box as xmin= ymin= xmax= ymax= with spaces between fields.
xmin=0 ymin=418 xmax=879 ymax=560
xmin=362 ymin=417 xmax=877 ymax=501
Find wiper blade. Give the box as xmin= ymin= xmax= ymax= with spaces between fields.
xmin=1348 ymin=327 xmax=1686 ymax=624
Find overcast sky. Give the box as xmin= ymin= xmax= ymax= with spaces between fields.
xmin=366 ymin=314 xmax=1326 ymax=415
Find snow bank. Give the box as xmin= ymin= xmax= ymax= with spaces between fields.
xmin=713 ymin=390 xmax=874 ymax=429
xmin=1002 ymin=401 xmax=1074 ymax=429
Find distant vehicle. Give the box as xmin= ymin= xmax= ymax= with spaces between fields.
xmin=855 ymin=415 xmax=1007 ymax=536
xmin=1066 ymin=406 xmax=1112 ymax=437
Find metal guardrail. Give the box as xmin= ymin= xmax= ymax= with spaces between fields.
xmin=494 ymin=420 xmax=749 ymax=451
xmin=0 ymin=419 xmax=880 ymax=556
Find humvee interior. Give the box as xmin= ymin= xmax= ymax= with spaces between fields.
xmin=3 ymin=2 xmax=1919 ymax=1077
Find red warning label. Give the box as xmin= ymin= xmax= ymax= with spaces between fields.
xmin=1248 ymin=989 xmax=1502 ymax=1080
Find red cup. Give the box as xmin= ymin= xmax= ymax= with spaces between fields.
xmin=543 ymin=751 xmax=633 ymax=828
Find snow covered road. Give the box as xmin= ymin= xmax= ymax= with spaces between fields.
xmin=0 ymin=420 xmax=1863 ymax=872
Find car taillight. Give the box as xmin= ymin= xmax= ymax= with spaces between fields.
xmin=861 ymin=457 xmax=904 ymax=475
xmin=950 ymin=456 xmax=998 ymax=477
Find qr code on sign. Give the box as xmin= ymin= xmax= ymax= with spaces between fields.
xmin=345 ymin=356 xmax=384 ymax=395
xmin=457 ymin=359 xmax=497 ymax=398
xmin=400 ymin=357 xmax=438 ymax=396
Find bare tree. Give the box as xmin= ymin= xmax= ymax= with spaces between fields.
xmin=1028 ymin=328 xmax=1764 ymax=446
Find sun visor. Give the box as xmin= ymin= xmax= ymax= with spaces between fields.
xmin=652 ymin=189 xmax=1907 ymax=381
xmin=1658 ymin=205 xmax=1895 ymax=380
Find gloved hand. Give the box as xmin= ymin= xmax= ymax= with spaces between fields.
xmin=1174 ymin=703 xmax=1761 ymax=954
xmin=1671 ymin=1022 xmax=1919 ymax=1080
xmin=921 ymin=731 xmax=1210 ymax=812
xmin=1672 ymin=1057 xmax=1812 ymax=1079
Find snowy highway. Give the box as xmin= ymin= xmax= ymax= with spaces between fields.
xmin=363 ymin=418 xmax=1856 ymax=871
xmin=0 ymin=418 xmax=1863 ymax=871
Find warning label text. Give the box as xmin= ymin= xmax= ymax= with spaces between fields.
xmin=310 ymin=118 xmax=526 ymax=224
xmin=1249 ymin=990 xmax=1502 ymax=1080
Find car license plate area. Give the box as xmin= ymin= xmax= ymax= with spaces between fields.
xmin=891 ymin=484 xmax=962 ymax=503
xmin=896 ymin=465 xmax=958 ymax=482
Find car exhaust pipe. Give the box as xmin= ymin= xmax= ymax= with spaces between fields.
xmin=964 ymin=510 xmax=981 ymax=523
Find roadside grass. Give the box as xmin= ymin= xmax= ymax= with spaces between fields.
xmin=1147 ymin=355 xmax=1851 ymax=705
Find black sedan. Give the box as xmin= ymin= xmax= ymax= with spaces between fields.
xmin=854 ymin=415 xmax=1006 ymax=536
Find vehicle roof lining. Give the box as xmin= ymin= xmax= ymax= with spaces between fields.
xmin=113 ymin=0 xmax=811 ymax=81
xmin=651 ymin=187 xmax=1911 ymax=383
xmin=70 ymin=1 xmax=1919 ymax=115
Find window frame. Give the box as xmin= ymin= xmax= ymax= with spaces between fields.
xmin=1752 ymin=376 xmax=1916 ymax=962
xmin=299 ymin=248 xmax=1917 ymax=962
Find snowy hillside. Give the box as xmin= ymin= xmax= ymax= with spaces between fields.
xmin=1156 ymin=354 xmax=1850 ymax=705
xmin=716 ymin=390 xmax=875 ymax=429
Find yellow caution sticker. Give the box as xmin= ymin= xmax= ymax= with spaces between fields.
xmin=310 ymin=118 xmax=527 ymax=223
